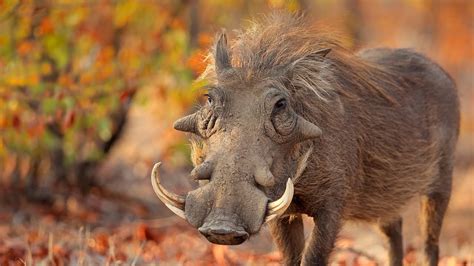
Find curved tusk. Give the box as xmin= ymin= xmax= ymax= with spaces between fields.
xmin=264 ymin=178 xmax=294 ymax=223
xmin=150 ymin=162 xmax=186 ymax=219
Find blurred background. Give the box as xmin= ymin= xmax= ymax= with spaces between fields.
xmin=0 ymin=0 xmax=472 ymax=265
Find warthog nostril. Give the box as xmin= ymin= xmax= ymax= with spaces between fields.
xmin=198 ymin=226 xmax=249 ymax=245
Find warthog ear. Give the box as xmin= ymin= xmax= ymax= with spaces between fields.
xmin=283 ymin=48 xmax=332 ymax=81
xmin=290 ymin=48 xmax=331 ymax=68
xmin=312 ymin=48 xmax=331 ymax=58
xmin=215 ymin=32 xmax=232 ymax=73
xmin=174 ymin=113 xmax=198 ymax=134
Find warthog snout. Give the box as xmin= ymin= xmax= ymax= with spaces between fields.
xmin=198 ymin=209 xmax=249 ymax=245
xmin=199 ymin=226 xmax=249 ymax=245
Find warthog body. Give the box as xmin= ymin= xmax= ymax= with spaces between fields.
xmin=151 ymin=15 xmax=459 ymax=265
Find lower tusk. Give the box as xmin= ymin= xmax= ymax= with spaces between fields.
xmin=264 ymin=178 xmax=294 ymax=223
xmin=150 ymin=162 xmax=186 ymax=219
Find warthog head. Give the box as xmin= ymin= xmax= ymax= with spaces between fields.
xmin=151 ymin=32 xmax=328 ymax=245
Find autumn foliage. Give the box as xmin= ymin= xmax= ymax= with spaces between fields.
xmin=0 ymin=0 xmax=202 ymax=191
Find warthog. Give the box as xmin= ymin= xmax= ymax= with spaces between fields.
xmin=150 ymin=15 xmax=459 ymax=265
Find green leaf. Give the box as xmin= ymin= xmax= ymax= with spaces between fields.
xmin=42 ymin=98 xmax=58 ymax=114
xmin=98 ymin=118 xmax=111 ymax=141
xmin=62 ymin=96 xmax=75 ymax=109
xmin=43 ymin=34 xmax=69 ymax=69
xmin=31 ymin=83 xmax=46 ymax=94
xmin=42 ymin=129 xmax=59 ymax=150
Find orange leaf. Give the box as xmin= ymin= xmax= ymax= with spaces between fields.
xmin=171 ymin=18 xmax=185 ymax=30
xmin=119 ymin=89 xmax=136 ymax=103
xmin=212 ymin=245 xmax=229 ymax=266
xmin=92 ymin=233 xmax=109 ymax=255
xmin=62 ymin=110 xmax=76 ymax=130
xmin=38 ymin=17 xmax=54 ymax=35
xmin=186 ymin=51 xmax=207 ymax=77
xmin=198 ymin=33 xmax=213 ymax=48
xmin=17 ymin=41 xmax=33 ymax=56
xmin=12 ymin=114 xmax=21 ymax=130
xmin=97 ymin=46 xmax=115 ymax=64
xmin=40 ymin=62 xmax=52 ymax=76
xmin=135 ymin=223 xmax=148 ymax=241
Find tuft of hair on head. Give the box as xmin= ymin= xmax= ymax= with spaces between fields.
xmin=200 ymin=13 xmax=342 ymax=99
xmin=200 ymin=12 xmax=399 ymax=104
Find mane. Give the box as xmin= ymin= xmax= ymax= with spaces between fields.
xmin=200 ymin=13 xmax=401 ymax=104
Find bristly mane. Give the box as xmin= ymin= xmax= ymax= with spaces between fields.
xmin=200 ymin=13 xmax=401 ymax=103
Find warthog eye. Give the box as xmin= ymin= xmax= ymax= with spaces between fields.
xmin=270 ymin=97 xmax=296 ymax=137
xmin=273 ymin=98 xmax=287 ymax=112
xmin=204 ymin=93 xmax=213 ymax=106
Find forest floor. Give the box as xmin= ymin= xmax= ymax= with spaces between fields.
xmin=1 ymin=162 xmax=472 ymax=265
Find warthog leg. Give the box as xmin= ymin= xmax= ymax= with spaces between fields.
xmin=421 ymin=157 xmax=453 ymax=266
xmin=421 ymin=192 xmax=450 ymax=266
xmin=379 ymin=217 xmax=403 ymax=266
xmin=302 ymin=207 xmax=343 ymax=266
xmin=269 ymin=214 xmax=305 ymax=266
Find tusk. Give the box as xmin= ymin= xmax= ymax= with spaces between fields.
xmin=150 ymin=162 xmax=186 ymax=219
xmin=264 ymin=178 xmax=294 ymax=223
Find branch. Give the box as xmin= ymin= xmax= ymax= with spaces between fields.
xmin=101 ymin=88 xmax=137 ymax=155
xmin=188 ymin=0 xmax=199 ymax=48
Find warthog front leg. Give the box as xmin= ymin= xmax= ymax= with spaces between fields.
xmin=269 ymin=214 xmax=305 ymax=266
xmin=302 ymin=208 xmax=342 ymax=265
